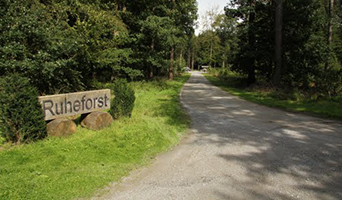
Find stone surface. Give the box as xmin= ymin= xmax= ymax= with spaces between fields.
xmin=46 ymin=118 xmax=77 ymax=137
xmin=39 ymin=89 xmax=111 ymax=121
xmin=81 ymin=111 xmax=113 ymax=130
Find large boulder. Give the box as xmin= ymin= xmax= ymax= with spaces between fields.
xmin=81 ymin=111 xmax=113 ymax=130
xmin=47 ymin=118 xmax=77 ymax=137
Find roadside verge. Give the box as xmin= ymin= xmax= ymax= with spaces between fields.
xmin=0 ymin=75 xmax=191 ymax=200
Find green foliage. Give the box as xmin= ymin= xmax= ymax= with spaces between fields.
xmin=205 ymin=73 xmax=342 ymax=119
xmin=314 ymin=68 xmax=342 ymax=97
xmin=0 ymin=0 xmax=140 ymax=94
xmin=221 ymin=0 xmax=342 ymax=96
xmin=0 ymin=0 xmax=197 ymax=94
xmin=196 ymin=31 xmax=222 ymax=67
xmin=208 ymin=67 xmax=247 ymax=88
xmin=0 ymin=75 xmax=190 ymax=200
xmin=218 ymin=68 xmax=232 ymax=81
xmin=208 ymin=67 xmax=236 ymax=81
xmin=175 ymin=56 xmax=187 ymax=75
xmin=194 ymin=11 xmax=238 ymax=71
xmin=116 ymin=0 xmax=197 ymax=78
xmin=0 ymin=0 xmax=83 ymax=94
xmin=0 ymin=74 xmax=46 ymax=143
xmin=110 ymin=79 xmax=136 ymax=119
xmin=0 ymin=136 xmax=5 ymax=146
xmin=207 ymin=67 xmax=219 ymax=76
xmin=137 ymin=15 xmax=175 ymax=76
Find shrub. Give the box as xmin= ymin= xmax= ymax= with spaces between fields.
xmin=218 ymin=68 xmax=231 ymax=81
xmin=0 ymin=74 xmax=46 ymax=143
xmin=0 ymin=135 xmax=5 ymax=146
xmin=0 ymin=0 xmax=134 ymax=94
xmin=110 ymin=79 xmax=136 ymax=119
xmin=208 ymin=67 xmax=220 ymax=76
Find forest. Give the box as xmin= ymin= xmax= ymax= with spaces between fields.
xmin=0 ymin=0 xmax=197 ymax=94
xmin=196 ymin=0 xmax=342 ymax=99
xmin=1 ymin=0 xmax=342 ymax=98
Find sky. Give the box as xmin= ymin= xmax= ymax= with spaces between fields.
xmin=195 ymin=0 xmax=230 ymax=35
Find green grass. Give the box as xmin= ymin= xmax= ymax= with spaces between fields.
xmin=204 ymin=73 xmax=342 ymax=120
xmin=0 ymin=75 xmax=190 ymax=200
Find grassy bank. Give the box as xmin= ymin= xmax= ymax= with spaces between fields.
xmin=204 ymin=73 xmax=342 ymax=120
xmin=0 ymin=75 xmax=190 ymax=199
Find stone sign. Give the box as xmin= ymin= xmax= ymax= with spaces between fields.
xmin=39 ymin=89 xmax=110 ymax=121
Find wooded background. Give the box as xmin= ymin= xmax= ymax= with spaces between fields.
xmin=198 ymin=0 xmax=342 ymax=98
xmin=1 ymin=0 xmax=342 ymax=98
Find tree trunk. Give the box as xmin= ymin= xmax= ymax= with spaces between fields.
xmin=187 ymin=47 xmax=191 ymax=68
xmin=210 ymin=40 xmax=213 ymax=67
xmin=149 ymin=39 xmax=154 ymax=78
xmin=247 ymin=68 xmax=256 ymax=84
xmin=191 ymin=47 xmax=195 ymax=70
xmin=326 ymin=0 xmax=334 ymax=70
xmin=272 ymin=0 xmax=283 ymax=86
xmin=247 ymin=0 xmax=256 ymax=85
xmin=179 ymin=49 xmax=183 ymax=68
xmin=169 ymin=0 xmax=175 ymax=80
xmin=328 ymin=0 xmax=334 ymax=45
xmin=169 ymin=47 xmax=174 ymax=80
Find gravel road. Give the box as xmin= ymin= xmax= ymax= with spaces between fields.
xmin=97 ymin=72 xmax=342 ymax=200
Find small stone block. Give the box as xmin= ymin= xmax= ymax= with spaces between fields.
xmin=47 ymin=118 xmax=77 ymax=137
xmin=81 ymin=111 xmax=113 ymax=130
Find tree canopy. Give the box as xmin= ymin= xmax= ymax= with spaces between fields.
xmin=0 ymin=0 xmax=197 ymax=93
xmin=195 ymin=0 xmax=342 ymax=97
xmin=1 ymin=0 xmax=342 ymax=98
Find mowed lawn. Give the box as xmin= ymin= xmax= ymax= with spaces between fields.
xmin=0 ymin=75 xmax=190 ymax=200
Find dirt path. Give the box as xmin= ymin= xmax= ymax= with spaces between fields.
xmin=97 ymin=72 xmax=342 ymax=200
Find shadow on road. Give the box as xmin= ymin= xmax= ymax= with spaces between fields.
xmin=182 ymin=73 xmax=342 ymax=200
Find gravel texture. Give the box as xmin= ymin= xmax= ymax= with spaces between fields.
xmin=96 ymin=72 xmax=342 ymax=200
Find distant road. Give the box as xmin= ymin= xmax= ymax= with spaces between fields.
xmin=97 ymin=71 xmax=342 ymax=200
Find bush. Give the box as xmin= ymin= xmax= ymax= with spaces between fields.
xmin=0 ymin=0 xmax=135 ymax=94
xmin=0 ymin=136 xmax=5 ymax=146
xmin=218 ymin=68 xmax=231 ymax=81
xmin=208 ymin=67 xmax=220 ymax=76
xmin=110 ymin=79 xmax=136 ymax=119
xmin=0 ymin=74 xmax=46 ymax=143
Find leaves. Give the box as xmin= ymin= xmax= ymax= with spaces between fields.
xmin=221 ymin=0 xmax=342 ymax=95
xmin=0 ymin=74 xmax=46 ymax=143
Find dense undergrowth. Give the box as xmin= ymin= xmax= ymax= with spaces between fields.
xmin=205 ymin=69 xmax=342 ymax=120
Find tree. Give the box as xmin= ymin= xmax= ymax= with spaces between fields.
xmin=272 ymin=0 xmax=284 ymax=85
xmin=113 ymin=0 xmax=197 ymax=80
xmin=0 ymin=0 xmax=134 ymax=94
xmin=167 ymin=0 xmax=197 ymax=80
xmin=226 ymin=0 xmax=258 ymax=84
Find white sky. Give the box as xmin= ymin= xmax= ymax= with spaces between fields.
xmin=195 ymin=0 xmax=230 ymax=35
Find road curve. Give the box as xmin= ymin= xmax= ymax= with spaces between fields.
xmin=97 ymin=72 xmax=342 ymax=200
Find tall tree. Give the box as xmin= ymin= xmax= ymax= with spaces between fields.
xmin=326 ymin=0 xmax=334 ymax=70
xmin=226 ymin=0 xmax=258 ymax=84
xmin=272 ymin=0 xmax=284 ymax=85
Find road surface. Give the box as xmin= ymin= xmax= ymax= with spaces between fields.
xmin=97 ymin=72 xmax=342 ymax=200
